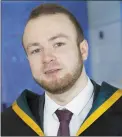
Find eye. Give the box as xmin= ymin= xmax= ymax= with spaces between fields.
xmin=31 ymin=48 xmax=41 ymax=54
xmin=54 ymin=42 xmax=65 ymax=48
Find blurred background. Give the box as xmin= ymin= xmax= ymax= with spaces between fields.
xmin=1 ymin=1 xmax=122 ymax=111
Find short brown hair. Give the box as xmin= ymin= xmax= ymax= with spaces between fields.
xmin=27 ymin=3 xmax=84 ymax=44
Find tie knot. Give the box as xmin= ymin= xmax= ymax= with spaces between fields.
xmin=55 ymin=109 xmax=73 ymax=122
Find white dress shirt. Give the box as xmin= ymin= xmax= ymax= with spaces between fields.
xmin=43 ymin=77 xmax=94 ymax=136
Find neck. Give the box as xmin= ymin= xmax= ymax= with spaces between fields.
xmin=46 ymin=66 xmax=88 ymax=106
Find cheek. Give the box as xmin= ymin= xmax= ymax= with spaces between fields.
xmin=58 ymin=50 xmax=79 ymax=70
xmin=28 ymin=58 xmax=43 ymax=74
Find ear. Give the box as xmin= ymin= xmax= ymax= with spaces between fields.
xmin=79 ymin=39 xmax=88 ymax=61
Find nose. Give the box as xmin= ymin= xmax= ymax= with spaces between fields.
xmin=42 ymin=50 xmax=56 ymax=64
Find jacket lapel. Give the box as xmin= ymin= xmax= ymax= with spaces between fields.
xmin=12 ymin=90 xmax=45 ymax=136
xmin=76 ymin=81 xmax=122 ymax=136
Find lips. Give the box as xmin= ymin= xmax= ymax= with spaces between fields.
xmin=44 ymin=68 xmax=61 ymax=74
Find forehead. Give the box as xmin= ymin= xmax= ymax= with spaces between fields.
xmin=23 ymin=13 xmax=77 ymax=46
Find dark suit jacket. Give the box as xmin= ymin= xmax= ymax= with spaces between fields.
xmin=1 ymin=81 xmax=122 ymax=136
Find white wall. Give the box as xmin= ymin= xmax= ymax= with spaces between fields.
xmin=87 ymin=1 xmax=122 ymax=88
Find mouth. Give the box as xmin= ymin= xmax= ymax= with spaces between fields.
xmin=44 ymin=69 xmax=62 ymax=75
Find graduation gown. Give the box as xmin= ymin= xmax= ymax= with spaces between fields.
xmin=1 ymin=81 xmax=122 ymax=136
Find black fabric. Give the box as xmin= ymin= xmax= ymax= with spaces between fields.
xmin=1 ymin=81 xmax=122 ymax=136
xmin=1 ymin=90 xmax=45 ymax=136
xmin=1 ymin=106 xmax=38 ymax=136
xmin=80 ymin=97 xmax=122 ymax=136
xmin=91 ymin=80 xmax=100 ymax=103
xmin=27 ymin=92 xmax=45 ymax=130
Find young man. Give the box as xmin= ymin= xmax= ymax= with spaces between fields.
xmin=2 ymin=3 xmax=122 ymax=136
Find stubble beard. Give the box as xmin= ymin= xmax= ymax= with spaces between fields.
xmin=34 ymin=50 xmax=83 ymax=94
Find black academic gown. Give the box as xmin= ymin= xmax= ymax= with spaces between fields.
xmin=1 ymin=81 xmax=122 ymax=136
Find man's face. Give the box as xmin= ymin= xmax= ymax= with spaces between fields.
xmin=23 ymin=14 xmax=87 ymax=94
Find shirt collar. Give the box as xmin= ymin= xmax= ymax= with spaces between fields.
xmin=65 ymin=77 xmax=94 ymax=115
xmin=45 ymin=93 xmax=60 ymax=115
xmin=44 ymin=77 xmax=94 ymax=116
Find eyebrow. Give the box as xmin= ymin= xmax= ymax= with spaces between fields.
xmin=26 ymin=33 xmax=69 ymax=50
xmin=48 ymin=33 xmax=69 ymax=41
xmin=27 ymin=42 xmax=41 ymax=50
